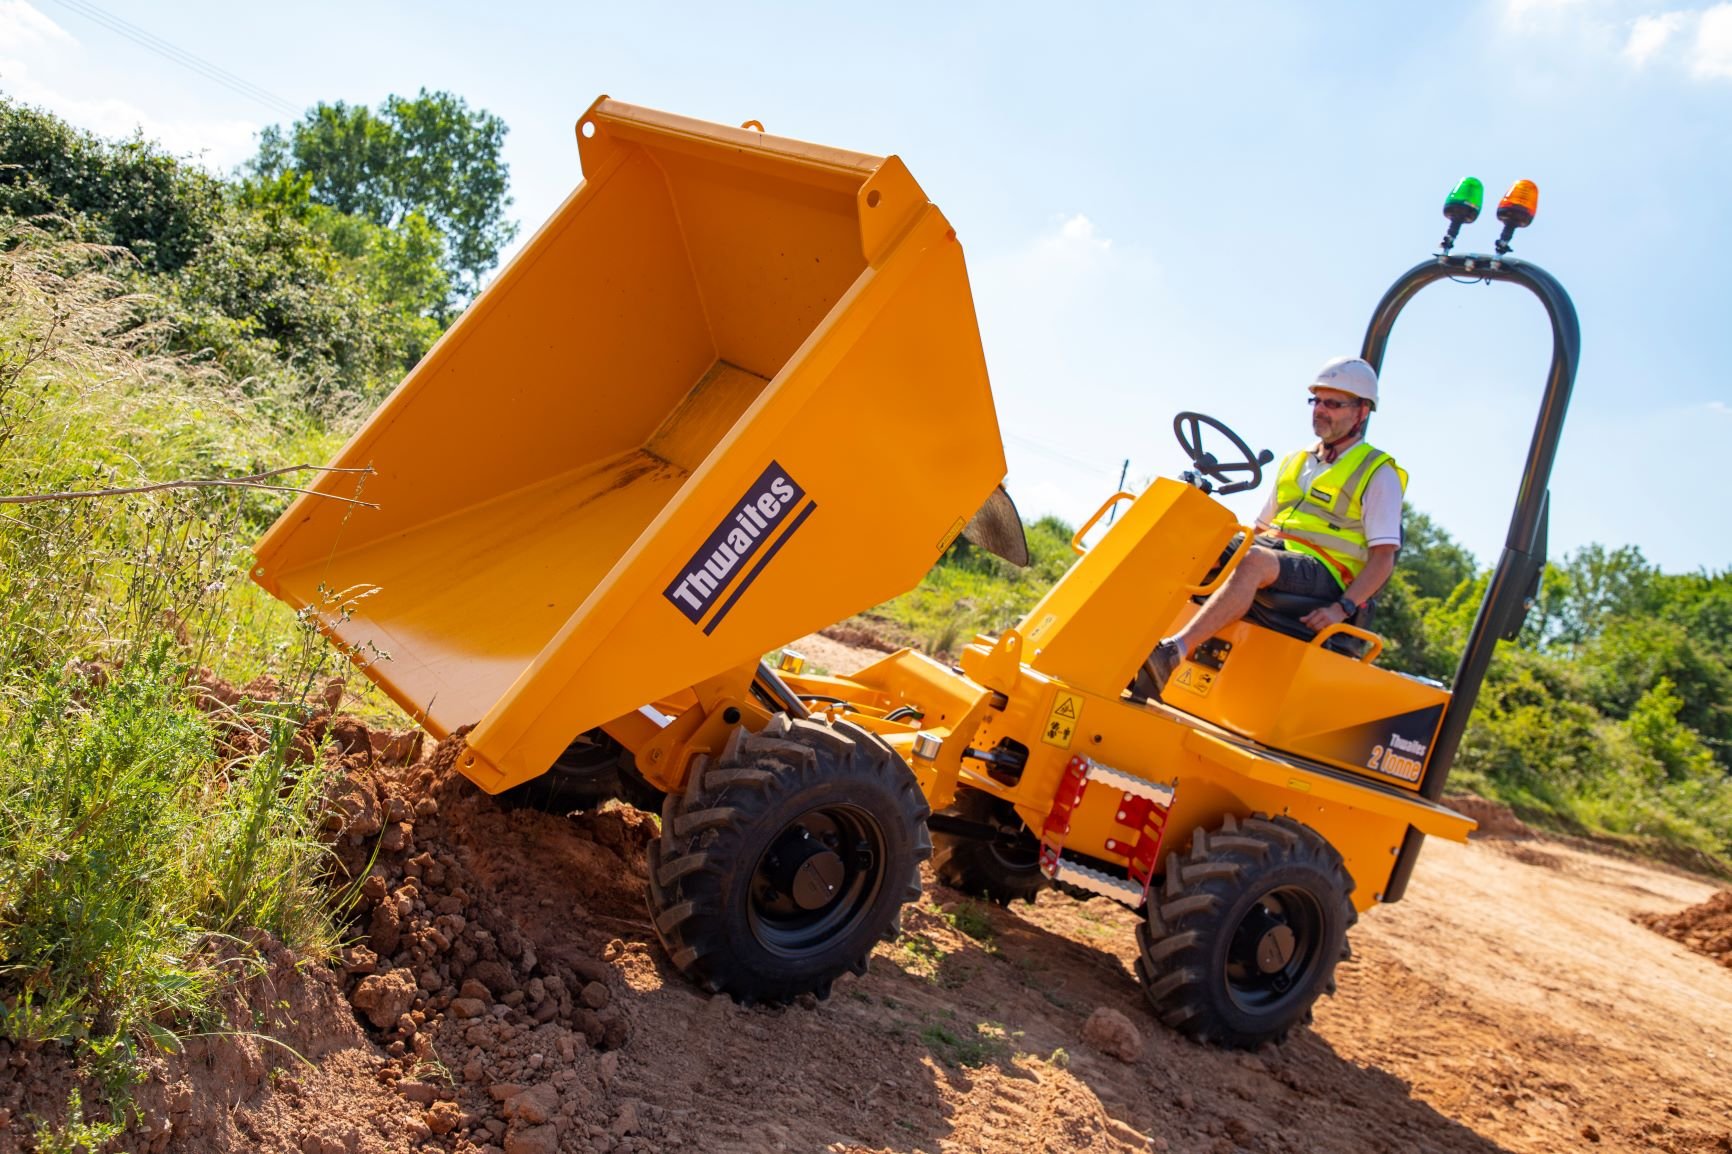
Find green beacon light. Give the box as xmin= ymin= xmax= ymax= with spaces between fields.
xmin=1439 ymin=177 xmax=1484 ymax=254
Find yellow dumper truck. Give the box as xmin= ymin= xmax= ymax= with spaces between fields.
xmin=254 ymin=102 xmax=1577 ymax=1047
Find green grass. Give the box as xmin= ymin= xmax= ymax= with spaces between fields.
xmin=919 ymin=1019 xmax=1011 ymax=1069
xmin=859 ymin=515 xmax=1078 ymax=659
xmin=943 ymin=899 xmax=996 ymax=946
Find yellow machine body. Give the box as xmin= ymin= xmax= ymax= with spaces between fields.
xmin=251 ymin=99 xmax=1005 ymax=793
xmin=776 ymin=478 xmax=1474 ymax=914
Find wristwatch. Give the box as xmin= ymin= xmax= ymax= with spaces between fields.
xmin=1336 ymin=595 xmax=1359 ymax=618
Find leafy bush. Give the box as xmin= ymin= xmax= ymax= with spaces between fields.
xmin=0 ymin=98 xmax=223 ymax=274
xmin=1 ymin=96 xmax=461 ymax=407
xmin=872 ymin=515 xmax=1077 ymax=656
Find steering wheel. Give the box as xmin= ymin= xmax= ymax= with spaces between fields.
xmin=1173 ymin=412 xmax=1275 ymax=496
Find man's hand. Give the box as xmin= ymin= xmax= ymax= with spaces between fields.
xmin=1301 ymin=602 xmax=1349 ymax=632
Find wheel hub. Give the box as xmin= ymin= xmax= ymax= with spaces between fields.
xmin=1244 ymin=907 xmax=1297 ymax=973
xmin=748 ymin=805 xmax=888 ymax=958
xmin=766 ymin=828 xmax=847 ymax=910
xmin=1225 ymin=887 xmax=1324 ymax=1011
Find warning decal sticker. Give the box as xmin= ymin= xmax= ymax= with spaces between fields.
xmin=1172 ymin=665 xmax=1216 ymax=697
xmin=1042 ymin=692 xmax=1082 ymax=749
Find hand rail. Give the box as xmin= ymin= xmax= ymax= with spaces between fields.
xmin=1069 ymin=491 xmax=1137 ymax=555
xmin=1308 ymin=622 xmax=1385 ymax=664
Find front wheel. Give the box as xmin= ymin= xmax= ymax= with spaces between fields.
xmin=647 ymin=713 xmax=930 ymax=1003
xmin=1136 ymin=813 xmax=1355 ymax=1049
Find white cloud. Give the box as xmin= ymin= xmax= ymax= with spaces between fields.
xmin=1625 ymin=10 xmax=1687 ymax=62
xmin=1706 ymin=399 xmax=1732 ymax=414
xmin=1690 ymin=2 xmax=1732 ymax=75
xmin=1056 ymin=213 xmax=1110 ymax=252
xmin=0 ymin=0 xmax=69 ymax=49
xmin=1502 ymin=0 xmax=1732 ymax=80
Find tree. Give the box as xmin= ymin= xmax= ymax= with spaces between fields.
xmin=1371 ymin=505 xmax=1479 ymax=680
xmin=252 ymin=90 xmax=517 ymax=305
xmin=1544 ymin=543 xmax=1659 ymax=649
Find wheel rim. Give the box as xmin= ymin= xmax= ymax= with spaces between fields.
xmin=748 ymin=804 xmax=887 ymax=957
xmin=1224 ymin=885 xmax=1325 ymax=1012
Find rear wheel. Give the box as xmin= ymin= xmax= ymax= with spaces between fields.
xmin=647 ymin=713 xmax=930 ymax=1003
xmin=1136 ymin=813 xmax=1354 ymax=1048
xmin=502 ymin=729 xmax=666 ymax=814
xmin=932 ymin=788 xmax=1047 ymax=906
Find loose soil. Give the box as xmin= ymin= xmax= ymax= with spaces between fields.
xmin=4 ymin=637 xmax=1729 ymax=1153
xmin=1640 ymin=890 xmax=1732 ymax=970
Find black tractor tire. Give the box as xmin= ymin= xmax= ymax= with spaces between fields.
xmin=932 ymin=788 xmax=1048 ymax=906
xmin=1135 ymin=813 xmax=1356 ymax=1049
xmin=646 ymin=712 xmax=931 ymax=1003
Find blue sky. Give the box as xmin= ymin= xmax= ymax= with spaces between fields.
xmin=3 ymin=0 xmax=1728 ymax=571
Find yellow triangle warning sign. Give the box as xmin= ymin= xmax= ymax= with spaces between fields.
xmin=1042 ymin=692 xmax=1084 ymax=749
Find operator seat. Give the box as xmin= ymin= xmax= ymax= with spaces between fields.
xmin=1191 ymin=541 xmax=1376 ymax=657
xmin=1246 ymin=589 xmax=1374 ymax=657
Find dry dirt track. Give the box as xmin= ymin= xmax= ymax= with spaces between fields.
xmin=605 ymin=823 xmax=1732 ymax=1154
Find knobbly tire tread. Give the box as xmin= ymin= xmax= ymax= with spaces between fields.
xmin=1135 ymin=812 xmax=1356 ymax=1049
xmin=647 ymin=714 xmax=931 ymax=1004
xmin=931 ymin=788 xmax=1048 ymax=907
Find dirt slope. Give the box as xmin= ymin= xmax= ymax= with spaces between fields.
xmin=4 ymin=636 xmax=1729 ymax=1153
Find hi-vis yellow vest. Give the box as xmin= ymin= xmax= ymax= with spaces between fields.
xmin=1268 ymin=442 xmax=1408 ymax=588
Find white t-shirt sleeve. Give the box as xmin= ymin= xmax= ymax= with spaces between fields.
xmin=1361 ymin=463 xmax=1403 ymax=548
xmin=1255 ymin=488 xmax=1277 ymax=529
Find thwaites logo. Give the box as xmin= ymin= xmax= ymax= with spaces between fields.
xmin=664 ymin=461 xmax=814 ymax=634
xmin=1366 ymin=733 xmax=1429 ymax=783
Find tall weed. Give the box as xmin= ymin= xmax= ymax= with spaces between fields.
xmin=0 ymin=223 xmax=356 ymax=1076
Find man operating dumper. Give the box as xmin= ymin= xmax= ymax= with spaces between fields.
xmin=1135 ymin=356 xmax=1407 ymax=700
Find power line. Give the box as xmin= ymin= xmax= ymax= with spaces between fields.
xmin=1003 ymin=431 xmax=1125 ymax=477
xmin=40 ymin=0 xmax=301 ymax=119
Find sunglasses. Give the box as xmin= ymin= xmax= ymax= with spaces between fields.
xmin=1307 ymin=397 xmax=1364 ymax=411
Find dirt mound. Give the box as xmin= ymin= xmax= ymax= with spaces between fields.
xmin=315 ymin=730 xmax=665 ymax=1152
xmin=1442 ymin=792 xmax=1532 ymax=839
xmin=3 ymin=710 xmax=655 ymax=1153
xmin=0 ymin=929 xmax=423 ymax=1154
xmin=1639 ymin=889 xmax=1732 ymax=969
xmin=819 ymin=625 xmax=898 ymax=653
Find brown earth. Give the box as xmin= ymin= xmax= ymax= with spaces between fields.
xmin=1640 ymin=889 xmax=1732 ymax=970
xmin=4 ymin=638 xmax=1731 ymax=1153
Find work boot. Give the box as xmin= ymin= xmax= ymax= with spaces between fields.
xmin=1128 ymin=640 xmax=1184 ymax=702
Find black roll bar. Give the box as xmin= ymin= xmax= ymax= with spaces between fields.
xmin=1360 ymin=252 xmax=1579 ymax=899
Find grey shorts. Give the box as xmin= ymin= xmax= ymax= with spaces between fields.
xmin=1224 ymin=534 xmax=1342 ymax=599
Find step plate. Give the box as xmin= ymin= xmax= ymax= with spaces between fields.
xmin=1084 ymin=759 xmax=1175 ymax=807
xmin=1051 ymin=859 xmax=1146 ymax=907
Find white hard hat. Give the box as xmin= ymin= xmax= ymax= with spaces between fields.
xmin=1309 ymin=356 xmax=1379 ymax=410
